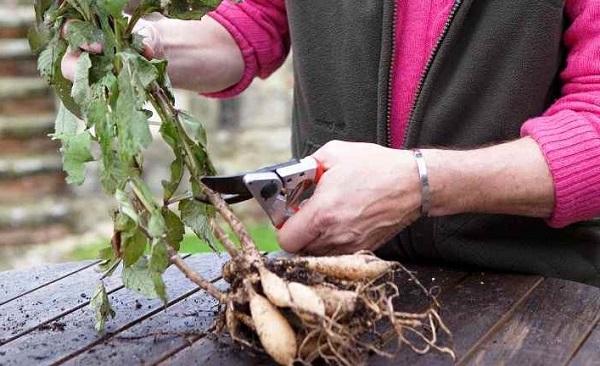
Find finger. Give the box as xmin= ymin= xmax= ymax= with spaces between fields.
xmin=276 ymin=199 xmax=321 ymax=253
xmin=311 ymin=140 xmax=344 ymax=169
xmin=61 ymin=47 xmax=80 ymax=81
xmin=300 ymin=241 xmax=336 ymax=256
xmin=135 ymin=21 xmax=158 ymax=60
xmin=141 ymin=42 xmax=155 ymax=60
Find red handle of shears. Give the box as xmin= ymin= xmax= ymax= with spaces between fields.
xmin=276 ymin=157 xmax=325 ymax=229
xmin=313 ymin=157 xmax=324 ymax=184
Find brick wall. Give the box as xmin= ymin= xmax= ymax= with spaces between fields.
xmin=0 ymin=4 xmax=75 ymax=246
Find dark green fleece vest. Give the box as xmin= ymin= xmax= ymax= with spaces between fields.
xmin=285 ymin=0 xmax=600 ymax=286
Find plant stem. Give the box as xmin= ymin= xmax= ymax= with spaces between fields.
xmin=210 ymin=218 xmax=240 ymax=257
xmin=124 ymin=8 xmax=143 ymax=37
xmin=129 ymin=176 xmax=156 ymax=213
xmin=165 ymin=193 xmax=193 ymax=206
xmin=167 ymin=246 xmax=227 ymax=302
xmin=148 ymin=81 xmax=261 ymax=259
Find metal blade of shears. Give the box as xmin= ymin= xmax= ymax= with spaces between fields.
xmin=197 ymin=174 xmax=253 ymax=204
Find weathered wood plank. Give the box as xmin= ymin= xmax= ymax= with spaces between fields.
xmin=161 ymin=336 xmax=274 ymax=366
xmin=0 ymin=254 xmax=227 ymax=366
xmin=568 ymin=316 xmax=600 ymax=366
xmin=159 ymin=265 xmax=468 ymax=366
xmin=372 ymin=272 xmax=542 ymax=366
xmin=63 ymin=283 xmax=226 ymax=366
xmin=0 ymin=263 xmax=122 ymax=345
xmin=0 ymin=260 xmax=99 ymax=305
xmin=460 ymin=278 xmax=600 ymax=365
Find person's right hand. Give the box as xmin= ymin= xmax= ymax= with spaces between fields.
xmin=61 ymin=16 xmax=163 ymax=81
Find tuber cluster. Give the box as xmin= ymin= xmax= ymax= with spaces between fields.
xmin=216 ymin=250 xmax=456 ymax=365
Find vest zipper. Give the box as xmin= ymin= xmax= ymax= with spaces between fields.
xmin=385 ymin=1 xmax=399 ymax=147
xmin=400 ymin=0 xmax=463 ymax=148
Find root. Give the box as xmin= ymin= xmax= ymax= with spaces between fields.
xmin=168 ymin=231 xmax=453 ymax=365
xmin=166 ymin=246 xmax=227 ymax=303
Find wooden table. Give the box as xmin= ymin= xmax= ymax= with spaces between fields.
xmin=0 ymin=254 xmax=598 ymax=365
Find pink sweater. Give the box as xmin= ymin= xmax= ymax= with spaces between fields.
xmin=206 ymin=0 xmax=600 ymax=228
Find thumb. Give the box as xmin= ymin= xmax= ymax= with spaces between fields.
xmin=276 ymin=199 xmax=321 ymax=253
xmin=134 ymin=18 xmax=164 ymax=60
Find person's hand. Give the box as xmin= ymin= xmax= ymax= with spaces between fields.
xmin=276 ymin=140 xmax=423 ymax=255
xmin=61 ymin=16 xmax=163 ymax=81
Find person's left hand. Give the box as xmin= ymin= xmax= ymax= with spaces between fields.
xmin=276 ymin=140 xmax=423 ymax=255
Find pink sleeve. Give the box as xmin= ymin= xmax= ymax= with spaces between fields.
xmin=521 ymin=0 xmax=600 ymax=227
xmin=202 ymin=0 xmax=290 ymax=98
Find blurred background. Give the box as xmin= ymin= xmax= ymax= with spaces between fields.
xmin=0 ymin=0 xmax=293 ymax=270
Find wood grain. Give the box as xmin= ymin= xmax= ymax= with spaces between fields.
xmin=65 ymin=284 xmax=224 ymax=366
xmin=0 ymin=260 xmax=99 ymax=306
xmin=568 ymin=316 xmax=600 ymax=366
xmin=374 ymin=272 xmax=542 ymax=366
xmin=461 ymin=278 xmax=600 ymax=365
xmin=0 ymin=254 xmax=225 ymax=366
xmin=0 ymin=263 xmax=122 ymax=345
xmin=1 ymin=255 xmax=598 ymax=366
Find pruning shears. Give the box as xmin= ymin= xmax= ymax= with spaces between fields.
xmin=198 ymin=157 xmax=324 ymax=228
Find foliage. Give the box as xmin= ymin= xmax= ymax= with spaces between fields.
xmin=31 ymin=0 xmax=222 ymax=330
xmin=64 ymin=224 xmax=280 ymax=262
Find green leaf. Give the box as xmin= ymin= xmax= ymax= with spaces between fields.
xmin=99 ymin=151 xmax=129 ymax=194
xmin=122 ymin=256 xmax=166 ymax=301
xmin=37 ymin=38 xmax=81 ymax=117
xmin=162 ymin=156 xmax=183 ymax=201
xmin=163 ymin=208 xmax=184 ymax=249
xmin=119 ymin=51 xmax=158 ymax=88
xmin=32 ymin=0 xmax=54 ymax=25
xmin=116 ymin=189 xmax=140 ymax=224
xmin=97 ymin=257 xmax=121 ymax=277
xmin=139 ymin=0 xmax=162 ymax=14
xmin=96 ymin=0 xmax=128 ymax=15
xmin=88 ymin=85 xmax=129 ymax=194
xmin=53 ymin=103 xmax=79 ymax=136
xmin=28 ymin=22 xmax=52 ymax=54
xmin=152 ymin=59 xmax=175 ymax=102
xmin=56 ymin=131 xmax=94 ymax=185
xmin=98 ymin=246 xmax=114 ymax=261
xmin=152 ymin=272 xmax=167 ymax=303
xmin=64 ymin=20 xmax=105 ymax=50
xmin=66 ymin=0 xmax=93 ymax=21
xmin=122 ymin=230 xmax=147 ymax=267
xmin=115 ymin=211 xmax=135 ymax=231
xmin=190 ymin=141 xmax=216 ymax=177
xmin=90 ymin=281 xmax=115 ymax=332
xmin=179 ymin=110 xmax=207 ymax=146
xmin=71 ymin=52 xmax=92 ymax=106
xmin=115 ymin=53 xmax=153 ymax=157
xmin=148 ymin=211 xmax=166 ymax=238
xmin=162 ymin=0 xmax=221 ymax=20
xmin=97 ymin=242 xmax=121 ymax=277
xmin=159 ymin=117 xmax=179 ymax=149
xmin=179 ymin=199 xmax=218 ymax=252
xmin=150 ymin=240 xmax=169 ymax=273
